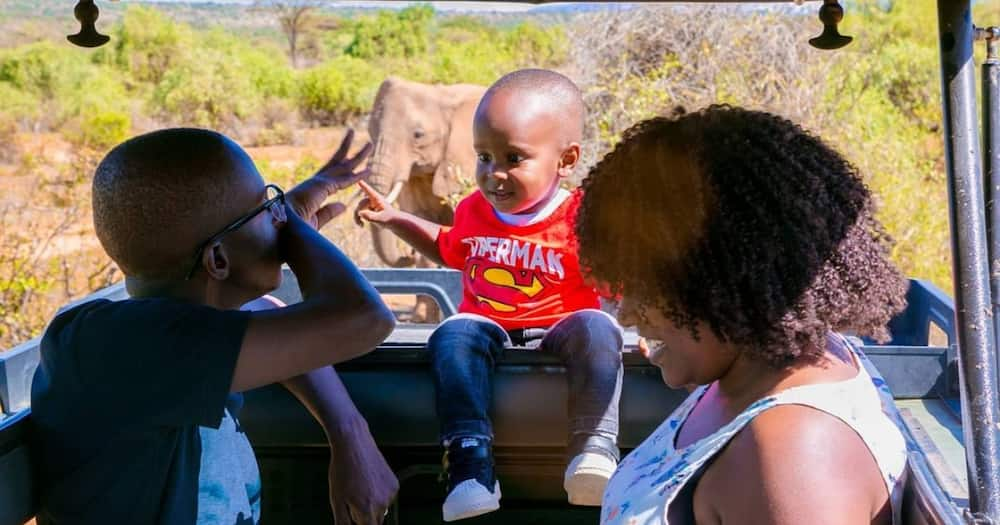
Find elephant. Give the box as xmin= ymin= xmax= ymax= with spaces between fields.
xmin=365 ymin=76 xmax=487 ymax=269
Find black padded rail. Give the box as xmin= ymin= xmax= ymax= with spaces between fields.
xmin=0 ymin=411 xmax=36 ymax=525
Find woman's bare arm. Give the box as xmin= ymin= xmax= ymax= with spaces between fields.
xmin=694 ymin=405 xmax=890 ymax=525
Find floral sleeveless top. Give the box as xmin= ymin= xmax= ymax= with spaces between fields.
xmin=601 ymin=334 xmax=908 ymax=525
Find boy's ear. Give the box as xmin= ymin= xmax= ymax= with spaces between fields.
xmin=202 ymin=242 xmax=231 ymax=281
xmin=558 ymin=142 xmax=581 ymax=178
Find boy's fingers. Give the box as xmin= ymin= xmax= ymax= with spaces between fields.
xmin=357 ymin=208 xmax=379 ymax=224
xmin=357 ymin=180 xmax=382 ymax=200
xmin=354 ymin=200 xmax=367 ymax=226
xmin=317 ymin=131 xmax=363 ymax=177
xmin=316 ymin=202 xmax=347 ymax=229
xmin=336 ymin=167 xmax=371 ymax=191
xmin=343 ymin=142 xmax=373 ymax=171
xmin=357 ymin=181 xmax=385 ymax=211
xmin=330 ymin=128 xmax=354 ymax=164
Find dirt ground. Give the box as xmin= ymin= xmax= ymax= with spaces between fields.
xmin=245 ymin=127 xmax=371 ymax=169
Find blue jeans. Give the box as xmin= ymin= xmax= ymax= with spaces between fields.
xmin=427 ymin=310 xmax=624 ymax=458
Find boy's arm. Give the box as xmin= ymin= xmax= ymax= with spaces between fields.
xmin=284 ymin=368 xmax=398 ymax=525
xmin=355 ymin=180 xmax=446 ymax=266
xmin=242 ymin=295 xmax=397 ymax=525
xmin=231 ymin=132 xmax=397 ymax=393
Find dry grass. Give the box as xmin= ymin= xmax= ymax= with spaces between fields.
xmin=566 ymin=4 xmax=835 ymax=176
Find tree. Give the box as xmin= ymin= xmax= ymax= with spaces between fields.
xmin=257 ymin=1 xmax=321 ymax=68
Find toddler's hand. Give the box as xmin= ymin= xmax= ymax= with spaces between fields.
xmin=354 ymin=180 xmax=399 ymax=226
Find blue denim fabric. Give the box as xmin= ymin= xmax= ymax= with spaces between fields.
xmin=428 ymin=310 xmax=624 ymax=456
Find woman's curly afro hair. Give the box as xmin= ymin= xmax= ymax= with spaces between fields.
xmin=577 ymin=105 xmax=908 ymax=368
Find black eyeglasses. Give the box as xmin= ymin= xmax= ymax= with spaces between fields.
xmin=185 ymin=184 xmax=286 ymax=280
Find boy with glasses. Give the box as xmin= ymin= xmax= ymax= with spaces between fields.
xmin=31 ymin=128 xmax=397 ymax=524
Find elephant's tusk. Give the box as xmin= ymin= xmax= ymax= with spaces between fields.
xmin=385 ymin=181 xmax=404 ymax=204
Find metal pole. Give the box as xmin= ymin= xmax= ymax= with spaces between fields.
xmin=986 ymin=28 xmax=999 ymax=320
xmin=938 ymin=1 xmax=1000 ymax=520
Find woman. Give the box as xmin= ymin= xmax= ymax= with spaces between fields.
xmin=576 ymin=106 xmax=909 ymax=524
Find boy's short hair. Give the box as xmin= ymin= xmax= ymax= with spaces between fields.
xmin=92 ymin=128 xmax=254 ymax=279
xmin=482 ymin=68 xmax=585 ymax=143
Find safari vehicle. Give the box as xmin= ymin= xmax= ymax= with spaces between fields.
xmin=0 ymin=0 xmax=998 ymax=524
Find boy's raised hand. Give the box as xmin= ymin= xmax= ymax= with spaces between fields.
xmin=286 ymin=129 xmax=373 ymax=229
xmin=354 ymin=180 xmax=399 ymax=227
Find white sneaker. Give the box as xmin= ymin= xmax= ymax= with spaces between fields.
xmin=442 ymin=479 xmax=501 ymax=522
xmin=564 ymin=452 xmax=617 ymax=506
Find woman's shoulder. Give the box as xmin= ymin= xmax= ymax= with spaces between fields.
xmin=694 ymin=404 xmax=889 ymax=524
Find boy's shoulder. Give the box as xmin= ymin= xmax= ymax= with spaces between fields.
xmin=42 ymin=297 xmax=246 ymax=353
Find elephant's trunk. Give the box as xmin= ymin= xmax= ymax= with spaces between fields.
xmin=368 ymin=135 xmax=416 ymax=268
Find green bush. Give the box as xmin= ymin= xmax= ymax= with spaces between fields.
xmin=345 ymin=4 xmax=433 ymax=60
xmin=502 ymin=22 xmax=567 ymax=66
xmin=151 ymin=47 xmax=264 ymax=129
xmin=298 ymin=56 xmax=381 ymax=124
xmin=0 ymin=42 xmax=127 ymax=130
xmin=0 ymin=82 xmax=41 ymax=124
xmin=104 ymin=5 xmax=193 ymax=84
xmin=66 ymin=110 xmax=132 ymax=150
xmin=56 ymin=66 xmax=130 ymax=121
xmin=0 ymin=41 xmax=92 ymax=100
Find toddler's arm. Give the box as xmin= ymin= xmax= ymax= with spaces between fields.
xmin=355 ymin=180 xmax=446 ymax=266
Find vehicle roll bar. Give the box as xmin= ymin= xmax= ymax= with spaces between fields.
xmin=938 ymin=1 xmax=1000 ymax=520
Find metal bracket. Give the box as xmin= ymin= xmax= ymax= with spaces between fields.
xmin=808 ymin=0 xmax=853 ymax=50
xmin=975 ymin=26 xmax=999 ymax=61
xmin=67 ymin=0 xmax=110 ymax=48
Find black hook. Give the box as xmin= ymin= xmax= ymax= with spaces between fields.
xmin=809 ymin=0 xmax=853 ymax=50
xmin=67 ymin=0 xmax=110 ymax=48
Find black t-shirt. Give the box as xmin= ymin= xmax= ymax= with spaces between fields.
xmin=30 ymin=297 xmax=251 ymax=524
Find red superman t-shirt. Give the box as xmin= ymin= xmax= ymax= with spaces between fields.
xmin=436 ymin=189 xmax=600 ymax=330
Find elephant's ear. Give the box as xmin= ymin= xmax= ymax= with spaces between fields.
xmin=432 ymin=90 xmax=482 ymax=200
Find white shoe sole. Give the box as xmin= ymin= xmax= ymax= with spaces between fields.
xmin=442 ymin=481 xmax=501 ymax=521
xmin=564 ymin=454 xmax=615 ymax=506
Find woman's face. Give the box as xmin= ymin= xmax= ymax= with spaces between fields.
xmin=617 ymin=294 xmax=738 ymax=389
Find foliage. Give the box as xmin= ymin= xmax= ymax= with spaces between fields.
xmin=568 ymin=1 xmax=951 ymax=290
xmin=345 ymin=4 xmax=434 ymax=60
xmin=0 ymin=4 xmax=568 ymax=137
xmin=67 ymin=110 xmax=132 ymax=150
xmin=298 ymin=55 xmax=381 ymax=124
xmin=821 ymin=1 xmax=949 ymax=288
xmin=0 ymin=82 xmax=41 ymax=125
xmin=426 ymin=22 xmax=566 ymax=85
xmin=0 ymin=151 xmax=118 ymax=349
xmin=0 ymin=41 xmax=130 ymax=131
xmin=102 ymin=5 xmax=192 ymax=84
xmin=152 ymin=48 xmax=261 ymax=129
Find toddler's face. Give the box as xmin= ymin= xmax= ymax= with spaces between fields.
xmin=473 ymin=90 xmax=569 ymax=214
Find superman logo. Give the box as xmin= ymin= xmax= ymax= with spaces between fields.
xmin=466 ymin=257 xmax=552 ymax=313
